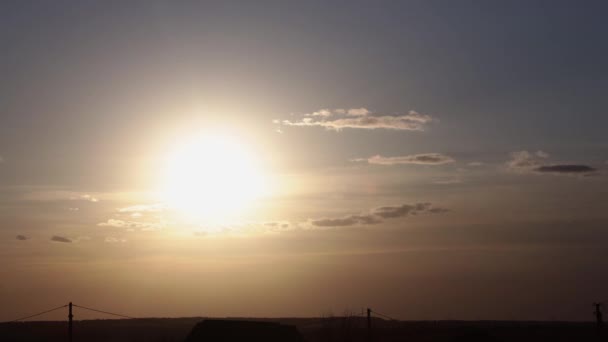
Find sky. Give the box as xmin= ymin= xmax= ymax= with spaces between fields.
xmin=1 ymin=0 xmax=608 ymax=322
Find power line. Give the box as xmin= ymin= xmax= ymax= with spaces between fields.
xmin=370 ymin=309 xmax=399 ymax=321
xmin=3 ymin=304 xmax=67 ymax=323
xmin=72 ymin=304 xmax=136 ymax=319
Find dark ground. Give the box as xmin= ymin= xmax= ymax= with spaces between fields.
xmin=1 ymin=317 xmax=604 ymax=342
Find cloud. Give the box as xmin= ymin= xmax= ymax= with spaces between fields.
xmin=74 ymin=236 xmax=91 ymax=242
xmin=80 ymin=194 xmax=98 ymax=202
xmin=105 ymin=237 xmax=127 ymax=243
xmin=535 ymin=165 xmax=596 ymax=174
xmin=354 ymin=153 xmax=455 ymax=166
xmin=310 ymin=202 xmax=447 ymax=228
xmin=19 ymin=190 xmax=108 ymax=202
xmin=432 ymin=177 xmax=462 ymax=185
xmin=311 ymin=215 xmax=382 ymax=227
xmin=183 ymin=203 xmax=447 ymax=232
xmin=536 ymin=150 xmax=550 ymax=158
xmin=506 ymin=150 xmax=546 ymax=171
xmin=429 ymin=207 xmax=450 ymax=214
xmin=263 ymin=221 xmax=291 ymax=230
xmin=468 ymin=161 xmax=484 ymax=167
xmin=50 ymin=235 xmax=71 ymax=243
xmin=69 ymin=194 xmax=99 ymax=202
xmin=347 ymin=107 xmax=371 ymax=116
xmin=307 ymin=109 xmax=333 ymax=117
xmin=0 ymin=156 xmax=4 ymax=163
xmin=118 ymin=203 xmax=166 ymax=213
xmin=98 ymin=219 xmax=164 ymax=231
xmin=16 ymin=235 xmax=27 ymax=241
xmin=372 ymin=203 xmax=432 ymax=218
xmin=99 ymin=219 xmax=131 ymax=228
xmin=507 ymin=150 xmax=596 ymax=175
xmin=278 ymin=108 xmax=435 ymax=131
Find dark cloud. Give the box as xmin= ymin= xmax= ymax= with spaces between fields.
xmin=311 ymin=214 xmax=383 ymax=227
xmin=50 ymin=235 xmax=71 ymax=243
xmin=535 ymin=165 xmax=596 ymax=174
xmin=429 ymin=207 xmax=450 ymax=214
xmin=310 ymin=202 xmax=447 ymax=228
xmin=311 ymin=217 xmax=361 ymax=227
xmin=16 ymin=235 xmax=27 ymax=241
xmin=507 ymin=150 xmax=596 ymax=176
xmin=372 ymin=203 xmax=432 ymax=218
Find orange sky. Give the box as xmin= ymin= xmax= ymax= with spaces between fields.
xmin=1 ymin=1 xmax=608 ymax=322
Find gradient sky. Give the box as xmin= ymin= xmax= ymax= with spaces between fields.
xmin=1 ymin=1 xmax=608 ymax=322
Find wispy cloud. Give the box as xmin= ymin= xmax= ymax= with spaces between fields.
xmin=105 ymin=237 xmax=127 ymax=243
xmin=506 ymin=150 xmax=548 ymax=171
xmin=372 ymin=203 xmax=433 ymax=218
xmin=353 ymin=153 xmax=455 ymax=166
xmin=118 ymin=203 xmax=166 ymax=213
xmin=19 ymin=190 xmax=106 ymax=202
xmin=146 ymin=203 xmax=449 ymax=234
xmin=311 ymin=215 xmax=383 ymax=227
xmin=76 ymin=194 xmax=99 ymax=202
xmin=50 ymin=235 xmax=71 ymax=243
xmin=278 ymin=108 xmax=436 ymax=131
xmin=16 ymin=235 xmax=27 ymax=241
xmin=98 ymin=219 xmax=164 ymax=231
xmin=310 ymin=202 xmax=447 ymax=228
xmin=432 ymin=177 xmax=463 ymax=185
xmin=507 ymin=150 xmax=596 ymax=175
xmin=263 ymin=221 xmax=291 ymax=230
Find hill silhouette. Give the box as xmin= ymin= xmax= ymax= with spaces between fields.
xmin=0 ymin=317 xmax=604 ymax=342
xmin=185 ymin=319 xmax=303 ymax=342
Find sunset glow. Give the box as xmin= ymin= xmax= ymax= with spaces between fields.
xmin=2 ymin=1 xmax=608 ymax=327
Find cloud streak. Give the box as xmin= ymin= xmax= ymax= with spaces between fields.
xmin=507 ymin=150 xmax=596 ymax=175
xmin=353 ymin=153 xmax=455 ymax=165
xmin=310 ymin=202 xmax=447 ymax=228
xmin=279 ymin=108 xmax=435 ymax=131
xmin=105 ymin=237 xmax=127 ymax=243
xmin=98 ymin=219 xmax=164 ymax=231
xmin=535 ymin=165 xmax=596 ymax=174
xmin=118 ymin=203 xmax=166 ymax=213
xmin=50 ymin=235 xmax=71 ymax=243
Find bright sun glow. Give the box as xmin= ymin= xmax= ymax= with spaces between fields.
xmin=162 ymin=134 xmax=269 ymax=222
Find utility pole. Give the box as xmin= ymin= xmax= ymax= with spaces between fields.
xmin=594 ymin=302 xmax=603 ymax=330
xmin=367 ymin=307 xmax=371 ymax=342
xmin=68 ymin=302 xmax=73 ymax=342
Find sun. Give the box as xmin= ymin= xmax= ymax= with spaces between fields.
xmin=161 ymin=133 xmax=269 ymax=222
